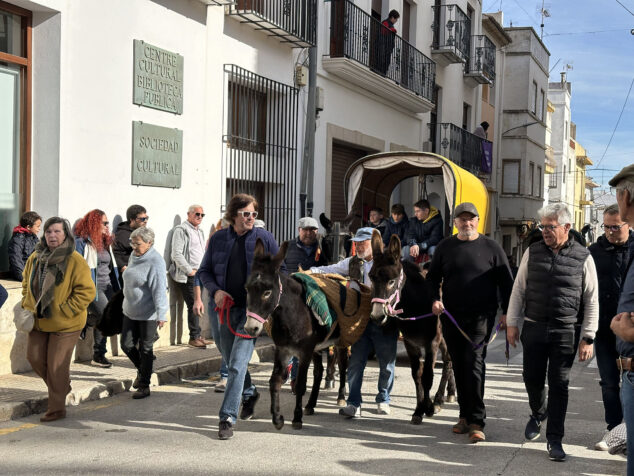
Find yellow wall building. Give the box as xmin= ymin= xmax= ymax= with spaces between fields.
xmin=574 ymin=141 xmax=593 ymax=230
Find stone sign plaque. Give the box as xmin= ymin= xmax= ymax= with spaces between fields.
xmin=132 ymin=121 xmax=182 ymax=188
xmin=133 ymin=39 xmax=184 ymax=114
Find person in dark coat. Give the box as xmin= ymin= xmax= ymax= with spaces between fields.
xmin=383 ymin=204 xmax=408 ymax=247
xmin=284 ymin=217 xmax=327 ymax=274
xmin=589 ymin=203 xmax=633 ymax=451
xmin=8 ymin=211 xmax=42 ymax=281
xmin=403 ymin=199 xmax=444 ymax=260
xmin=113 ymin=205 xmax=148 ymax=273
xmin=367 ymin=207 xmax=390 ymax=243
xmin=0 ymin=283 xmax=7 ymax=310
xmin=374 ymin=10 xmax=399 ymax=75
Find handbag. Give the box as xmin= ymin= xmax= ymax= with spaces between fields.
xmin=606 ymin=422 xmax=627 ymax=455
xmin=13 ymin=301 xmax=34 ymax=333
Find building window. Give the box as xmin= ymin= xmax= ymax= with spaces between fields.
xmin=529 ymin=162 xmax=535 ymax=196
xmin=531 ymin=81 xmax=537 ymax=114
xmin=222 ymin=65 xmax=299 ymax=241
xmin=563 ymin=164 xmax=566 ymax=183
xmin=462 ymin=102 xmax=471 ymax=130
xmin=538 ymin=89 xmax=545 ymax=121
xmin=537 ymin=166 xmax=542 ymax=197
xmin=549 ymin=168 xmax=557 ymax=188
xmin=502 ymin=160 xmax=520 ymax=194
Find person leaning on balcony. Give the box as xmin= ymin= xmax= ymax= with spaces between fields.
xmin=473 ymin=121 xmax=489 ymax=140
xmin=22 ymin=217 xmax=95 ymax=423
xmin=375 ymin=10 xmax=399 ymax=76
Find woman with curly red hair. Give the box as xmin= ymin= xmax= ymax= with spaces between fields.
xmin=74 ymin=209 xmax=121 ymax=368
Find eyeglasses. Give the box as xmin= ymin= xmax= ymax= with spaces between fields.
xmin=136 ymin=216 xmax=149 ymax=222
xmin=238 ymin=211 xmax=258 ymax=219
xmin=102 ymin=221 xmax=109 ymax=226
xmin=538 ymin=224 xmax=563 ymax=232
xmin=194 ymin=212 xmax=205 ymax=218
xmin=602 ymin=223 xmax=627 ymax=232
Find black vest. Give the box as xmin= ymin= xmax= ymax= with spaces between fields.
xmin=525 ymin=239 xmax=589 ymax=326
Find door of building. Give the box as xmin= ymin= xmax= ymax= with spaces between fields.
xmin=330 ymin=142 xmax=369 ymax=222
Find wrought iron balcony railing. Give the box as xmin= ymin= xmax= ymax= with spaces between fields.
xmin=329 ymin=0 xmax=435 ymax=102
xmin=228 ymin=0 xmax=317 ymax=47
xmin=428 ymin=122 xmax=491 ymax=176
xmin=465 ymin=35 xmax=495 ymax=84
xmin=431 ymin=4 xmax=471 ymax=64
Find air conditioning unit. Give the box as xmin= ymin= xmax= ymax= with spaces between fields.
xmin=295 ymin=65 xmax=308 ymax=87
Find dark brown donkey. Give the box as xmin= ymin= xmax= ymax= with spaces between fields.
xmin=244 ymin=240 xmax=344 ymax=430
xmin=368 ymin=232 xmax=456 ymax=424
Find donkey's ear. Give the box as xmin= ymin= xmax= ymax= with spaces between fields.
xmin=254 ymin=238 xmax=266 ymax=258
xmin=371 ymin=229 xmax=384 ymax=257
xmin=319 ymin=213 xmax=332 ymax=231
xmin=388 ymin=235 xmax=401 ymax=262
xmin=272 ymin=241 xmax=289 ymax=269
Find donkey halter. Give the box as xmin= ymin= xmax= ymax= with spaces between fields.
xmin=246 ymin=277 xmax=283 ymax=324
xmin=371 ymin=269 xmax=404 ymax=317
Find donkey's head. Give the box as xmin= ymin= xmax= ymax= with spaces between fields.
xmin=319 ymin=212 xmax=355 ymax=264
xmin=368 ymin=231 xmax=404 ymax=326
xmin=244 ymin=239 xmax=288 ymax=337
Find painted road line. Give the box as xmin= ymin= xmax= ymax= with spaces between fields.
xmin=0 ymin=423 xmax=38 ymax=436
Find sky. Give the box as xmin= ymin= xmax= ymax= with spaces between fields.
xmin=484 ymin=0 xmax=634 ymax=193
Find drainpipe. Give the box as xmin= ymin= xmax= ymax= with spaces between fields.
xmin=300 ymin=16 xmax=318 ymax=218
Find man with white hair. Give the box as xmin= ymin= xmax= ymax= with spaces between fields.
xmin=607 ymin=164 xmax=634 ymax=473
xmin=507 ymin=203 xmax=599 ymax=462
xmin=169 ymin=204 xmax=207 ymax=348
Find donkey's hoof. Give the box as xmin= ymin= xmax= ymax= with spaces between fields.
xmin=292 ymin=420 xmax=303 ymax=430
xmin=304 ymin=406 xmax=315 ymax=416
xmin=325 ymin=380 xmax=335 ymax=389
xmin=337 ymin=398 xmax=347 ymax=407
xmin=446 ymin=395 xmax=456 ymax=403
xmin=273 ymin=416 xmax=285 ymax=430
xmin=411 ymin=415 xmax=423 ymax=425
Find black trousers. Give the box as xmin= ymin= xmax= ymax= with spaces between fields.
xmin=595 ymin=325 xmax=623 ymax=430
xmin=442 ymin=311 xmax=495 ymax=428
xmin=521 ymin=320 xmax=577 ymax=443
xmin=120 ymin=316 xmax=158 ymax=388
xmin=177 ymin=276 xmax=200 ymax=340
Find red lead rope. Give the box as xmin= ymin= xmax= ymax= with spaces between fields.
xmin=215 ymin=295 xmax=255 ymax=340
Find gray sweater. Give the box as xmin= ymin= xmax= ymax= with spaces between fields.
xmin=123 ymin=247 xmax=168 ymax=321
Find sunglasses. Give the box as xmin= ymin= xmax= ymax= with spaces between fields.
xmin=538 ymin=224 xmax=562 ymax=232
xmin=238 ymin=211 xmax=258 ymax=219
xmin=194 ymin=212 xmax=205 ymax=218
xmin=601 ymin=223 xmax=627 ymax=232
xmin=136 ymin=216 xmax=149 ymax=222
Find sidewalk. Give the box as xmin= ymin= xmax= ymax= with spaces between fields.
xmin=0 ymin=337 xmax=275 ymax=422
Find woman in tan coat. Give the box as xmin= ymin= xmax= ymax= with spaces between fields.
xmin=22 ymin=217 xmax=95 ymax=422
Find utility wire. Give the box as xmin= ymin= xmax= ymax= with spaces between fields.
xmin=615 ymin=0 xmax=634 ymax=16
xmin=544 ymin=28 xmax=631 ymax=37
xmin=511 ymin=0 xmax=541 ymax=30
xmin=595 ymin=75 xmax=634 ymax=168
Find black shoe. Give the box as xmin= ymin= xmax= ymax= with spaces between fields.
xmin=218 ymin=420 xmax=234 ymax=440
xmin=91 ymin=355 xmax=113 ymax=368
xmin=132 ymin=387 xmax=150 ymax=399
xmin=239 ymin=390 xmax=260 ymax=420
xmin=132 ymin=374 xmax=140 ymax=389
xmin=547 ymin=441 xmax=566 ymax=462
xmin=525 ymin=414 xmax=545 ymax=440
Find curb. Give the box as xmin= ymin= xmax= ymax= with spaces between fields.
xmin=0 ymin=342 xmax=276 ymax=422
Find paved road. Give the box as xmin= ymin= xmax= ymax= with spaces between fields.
xmin=0 ymin=338 xmax=626 ymax=475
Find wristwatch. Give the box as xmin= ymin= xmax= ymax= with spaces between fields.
xmin=581 ymin=336 xmax=594 ymax=345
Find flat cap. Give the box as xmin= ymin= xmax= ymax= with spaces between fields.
xmin=454 ymin=202 xmax=479 ymax=217
xmin=298 ymin=217 xmax=319 ymax=229
xmin=609 ymin=164 xmax=634 ymax=187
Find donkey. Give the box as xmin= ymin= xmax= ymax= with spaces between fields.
xmin=244 ymin=239 xmax=343 ymax=430
xmin=368 ymin=232 xmax=456 ymax=424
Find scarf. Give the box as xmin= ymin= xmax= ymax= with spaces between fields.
xmin=32 ymin=236 xmax=75 ymax=319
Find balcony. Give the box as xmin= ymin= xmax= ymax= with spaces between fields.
xmin=227 ymin=0 xmax=317 ymax=47
xmin=428 ymin=122 xmax=491 ymax=176
xmin=324 ymin=0 xmax=435 ymax=113
xmin=464 ymin=35 xmax=495 ymax=86
xmin=431 ymin=4 xmax=471 ymax=67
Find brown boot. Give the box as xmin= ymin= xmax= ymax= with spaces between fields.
xmin=469 ymin=424 xmax=486 ymax=443
xmin=452 ymin=418 xmax=469 ymax=434
xmin=40 ymin=410 xmax=66 ymax=422
xmin=188 ymin=338 xmax=207 ymax=348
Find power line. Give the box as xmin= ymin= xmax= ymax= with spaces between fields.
xmin=615 ymin=0 xmax=634 ymax=16
xmin=510 ymin=0 xmax=541 ymax=30
xmin=544 ymin=28 xmax=631 ymax=37
xmin=595 ymin=75 xmax=634 ymax=168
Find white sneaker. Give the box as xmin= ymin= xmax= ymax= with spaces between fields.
xmin=214 ymin=378 xmax=227 ymax=393
xmin=377 ymin=402 xmax=390 ymax=415
xmin=595 ymin=430 xmax=610 ymax=451
xmin=339 ymin=404 xmax=361 ymax=418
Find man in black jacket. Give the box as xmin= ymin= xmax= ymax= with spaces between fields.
xmin=113 ymin=205 xmax=148 ymax=273
xmin=403 ymin=199 xmax=443 ymax=261
xmin=589 ymin=203 xmax=633 ymax=451
xmin=284 ymin=217 xmax=327 ymax=273
xmin=383 ymin=204 xmax=408 ymax=247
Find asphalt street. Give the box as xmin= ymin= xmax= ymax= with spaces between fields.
xmin=0 ymin=337 xmax=626 ymax=475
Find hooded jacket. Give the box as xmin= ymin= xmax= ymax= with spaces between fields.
xmin=8 ymin=226 xmax=39 ymax=281
xmin=405 ymin=207 xmax=444 ymax=249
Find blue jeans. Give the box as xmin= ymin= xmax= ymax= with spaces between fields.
xmin=595 ymin=326 xmax=622 ymax=430
xmin=207 ymin=303 xmax=228 ymax=379
xmin=210 ymin=306 xmax=256 ymax=424
xmin=401 ymin=245 xmax=436 ymax=262
xmin=347 ymin=320 xmax=398 ymax=407
xmin=621 ymin=370 xmax=634 ymax=476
